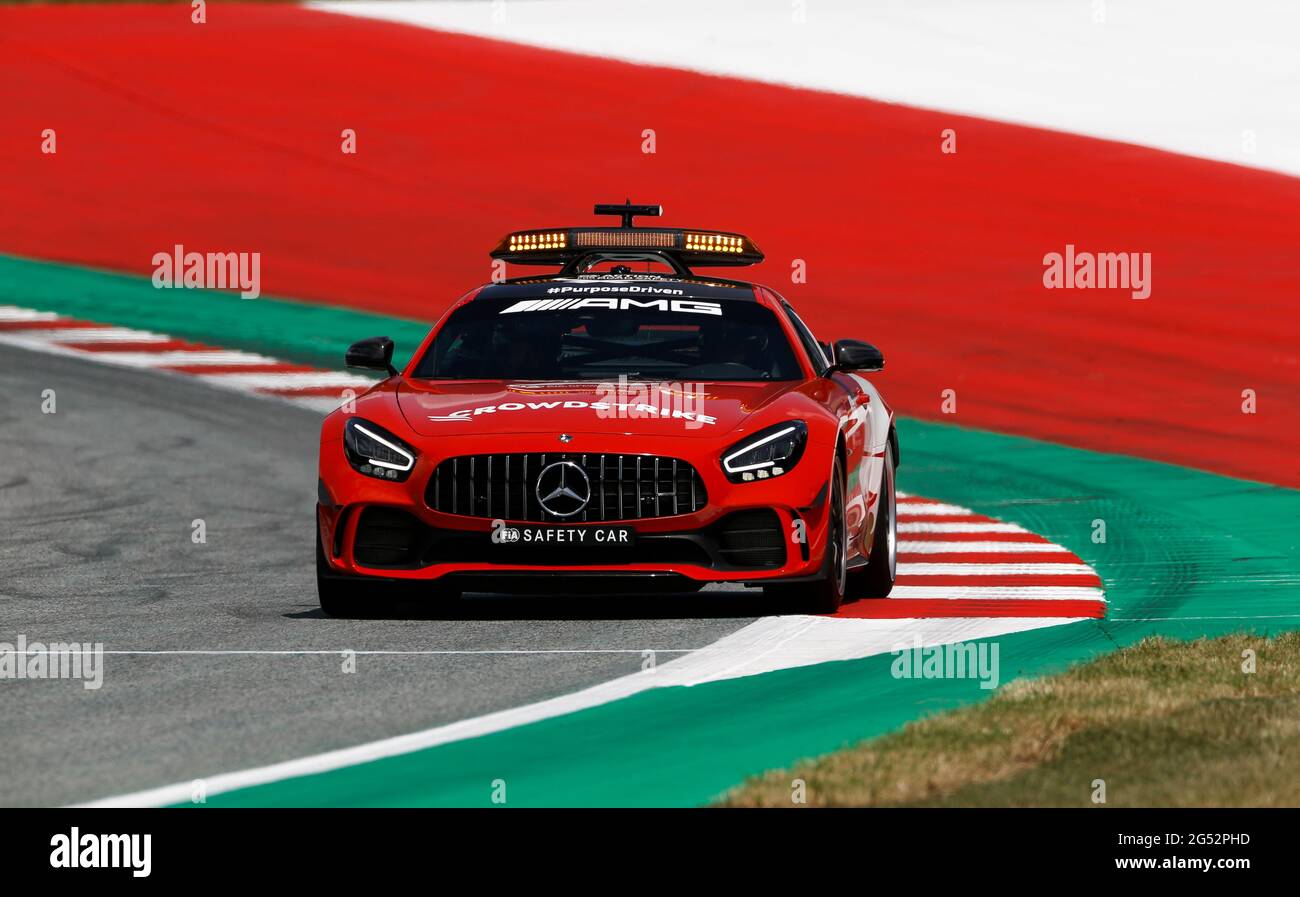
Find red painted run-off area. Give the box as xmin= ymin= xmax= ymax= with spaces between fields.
xmin=1 ymin=4 xmax=1297 ymax=486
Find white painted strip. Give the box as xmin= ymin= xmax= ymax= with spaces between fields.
xmin=895 ymin=502 xmax=973 ymax=516
xmin=282 ymin=395 xmax=354 ymax=414
xmin=313 ymin=0 xmax=1300 ymax=178
xmin=85 ymin=351 xmax=280 ymax=369
xmin=0 ymin=314 xmax=367 ymax=415
xmin=889 ymin=586 xmax=1106 ymax=601
xmin=195 ymin=371 xmax=375 ymax=390
xmin=897 ymin=563 xmax=1096 ymax=576
xmin=899 ymin=541 xmax=1071 ymax=554
xmin=35 ymin=328 xmax=171 ymax=343
xmin=690 ymin=616 xmax=1086 ymax=681
xmin=0 ymin=306 xmax=61 ymax=322
xmin=899 ymin=522 xmax=1029 ymax=534
xmin=0 ymin=332 xmax=105 ymax=356
xmin=77 ymin=613 xmax=1082 ymax=807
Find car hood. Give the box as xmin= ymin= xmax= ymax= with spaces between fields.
xmin=396 ymin=379 xmax=802 ymax=439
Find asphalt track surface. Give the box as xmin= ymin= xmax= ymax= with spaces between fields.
xmin=0 ymin=343 xmax=761 ymax=807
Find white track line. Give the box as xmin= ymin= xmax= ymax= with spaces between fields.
xmin=195 ymin=371 xmax=375 ymax=390
xmin=899 ymin=522 xmax=1029 ymax=534
xmin=21 ymin=327 xmax=171 ymax=343
xmin=68 ymin=351 xmax=281 ymax=368
xmin=288 ymin=395 xmax=356 ymax=414
xmin=897 ymin=563 xmax=1095 ymax=576
xmin=893 ymin=502 xmax=973 ymax=516
xmin=889 ymin=586 xmax=1106 ymax=601
xmin=0 ymin=306 xmax=60 ymax=321
xmin=899 ymin=541 xmax=1071 ymax=554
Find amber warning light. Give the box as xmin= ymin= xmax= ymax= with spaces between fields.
xmin=491 ymin=202 xmax=763 ymax=270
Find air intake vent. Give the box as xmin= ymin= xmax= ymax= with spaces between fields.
xmin=353 ymin=507 xmax=423 ymax=567
xmin=715 ymin=509 xmax=786 ymax=569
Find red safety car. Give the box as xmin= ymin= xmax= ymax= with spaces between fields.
xmin=316 ymin=203 xmax=897 ymax=615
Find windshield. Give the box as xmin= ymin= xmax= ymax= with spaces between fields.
xmin=413 ymin=297 xmax=802 ymax=381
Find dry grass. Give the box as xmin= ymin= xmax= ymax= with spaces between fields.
xmin=720 ymin=632 xmax=1300 ymax=807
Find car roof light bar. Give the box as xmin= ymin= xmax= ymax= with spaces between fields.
xmin=489 ymin=202 xmax=765 ymax=272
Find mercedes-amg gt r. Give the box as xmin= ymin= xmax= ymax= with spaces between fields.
xmin=317 ymin=203 xmax=898 ymax=615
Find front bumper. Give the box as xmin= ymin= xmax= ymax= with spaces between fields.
xmin=318 ymin=430 xmax=835 ymax=586
xmin=318 ymin=502 xmax=827 ymax=584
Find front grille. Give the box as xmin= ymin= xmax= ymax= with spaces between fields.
xmin=426 ymin=453 xmax=708 ymax=522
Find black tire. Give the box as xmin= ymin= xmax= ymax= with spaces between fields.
xmin=766 ymin=455 xmax=847 ymax=614
xmin=316 ymin=518 xmax=401 ymax=618
xmin=848 ymin=441 xmax=897 ymax=598
xmin=316 ymin=518 xmax=460 ymax=616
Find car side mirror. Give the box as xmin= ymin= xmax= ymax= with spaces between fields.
xmin=345 ymin=336 xmax=398 ymax=377
xmin=831 ymin=339 xmax=884 ymax=373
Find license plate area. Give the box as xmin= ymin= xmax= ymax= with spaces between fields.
xmin=491 ymin=524 xmax=636 ymax=548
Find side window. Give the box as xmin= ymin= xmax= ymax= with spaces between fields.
xmin=782 ymin=303 xmax=830 ymax=375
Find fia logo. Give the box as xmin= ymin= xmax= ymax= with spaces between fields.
xmin=491 ymin=519 xmax=521 ymax=544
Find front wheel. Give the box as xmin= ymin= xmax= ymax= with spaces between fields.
xmin=766 ymin=455 xmax=847 ymax=614
xmin=848 ymin=441 xmax=897 ymax=598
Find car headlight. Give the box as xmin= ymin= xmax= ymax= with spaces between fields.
xmin=722 ymin=421 xmax=808 ymax=483
xmin=343 ymin=418 xmax=417 ymax=481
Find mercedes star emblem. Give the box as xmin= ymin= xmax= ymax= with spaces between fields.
xmin=535 ymin=461 xmax=591 ymax=517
